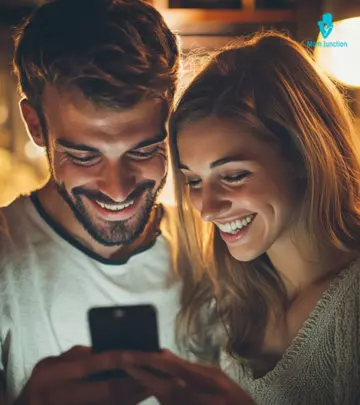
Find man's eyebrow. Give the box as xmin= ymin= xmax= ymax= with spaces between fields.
xmin=56 ymin=139 xmax=99 ymax=153
xmin=179 ymin=156 xmax=245 ymax=170
xmin=56 ymin=132 xmax=167 ymax=153
xmin=131 ymin=132 xmax=167 ymax=150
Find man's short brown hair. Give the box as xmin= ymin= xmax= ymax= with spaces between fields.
xmin=13 ymin=0 xmax=179 ymax=112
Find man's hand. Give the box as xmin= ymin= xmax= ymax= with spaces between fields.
xmin=115 ymin=349 xmax=256 ymax=405
xmin=14 ymin=346 xmax=150 ymax=405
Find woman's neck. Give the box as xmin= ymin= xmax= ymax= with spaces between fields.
xmin=266 ymin=232 xmax=359 ymax=300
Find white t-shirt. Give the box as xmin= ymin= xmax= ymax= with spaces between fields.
xmin=0 ymin=194 xmax=182 ymax=404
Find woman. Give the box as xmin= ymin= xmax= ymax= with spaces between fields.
xmin=117 ymin=32 xmax=360 ymax=404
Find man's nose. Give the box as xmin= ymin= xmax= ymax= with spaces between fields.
xmin=96 ymin=160 xmax=137 ymax=202
xmin=200 ymin=185 xmax=231 ymax=222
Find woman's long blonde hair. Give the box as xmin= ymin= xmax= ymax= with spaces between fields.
xmin=169 ymin=31 xmax=360 ymax=364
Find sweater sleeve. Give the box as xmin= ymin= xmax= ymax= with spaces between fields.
xmin=333 ymin=267 xmax=360 ymax=405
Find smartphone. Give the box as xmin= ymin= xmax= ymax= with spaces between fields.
xmin=87 ymin=304 xmax=160 ymax=380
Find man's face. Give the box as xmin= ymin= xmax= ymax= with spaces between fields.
xmin=39 ymin=86 xmax=168 ymax=246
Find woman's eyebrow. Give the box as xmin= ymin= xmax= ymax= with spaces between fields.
xmin=179 ymin=155 xmax=246 ymax=170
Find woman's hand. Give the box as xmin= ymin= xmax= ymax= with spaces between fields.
xmin=119 ymin=349 xmax=256 ymax=405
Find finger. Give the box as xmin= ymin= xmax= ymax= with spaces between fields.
xmin=125 ymin=366 xmax=187 ymax=404
xmin=31 ymin=350 xmax=121 ymax=388
xmin=117 ymin=349 xmax=190 ymax=376
xmin=125 ymin=367 xmax=225 ymax=405
xmin=60 ymin=346 xmax=91 ymax=360
xmin=108 ymin=378 xmax=151 ymax=405
xmin=30 ymin=357 xmax=88 ymax=387
xmin=118 ymin=350 xmax=223 ymax=391
xmin=35 ymin=350 xmax=130 ymax=386
xmin=87 ymin=350 xmax=224 ymax=395
xmin=84 ymin=350 xmax=173 ymax=379
xmin=40 ymin=378 xmax=150 ymax=405
xmin=189 ymin=394 xmax=226 ymax=405
xmin=161 ymin=349 xmax=222 ymax=376
xmin=119 ymin=349 xmax=211 ymax=375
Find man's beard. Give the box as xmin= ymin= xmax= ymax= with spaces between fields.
xmin=55 ymin=177 xmax=166 ymax=247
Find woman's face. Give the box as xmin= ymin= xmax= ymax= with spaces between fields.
xmin=177 ymin=116 xmax=302 ymax=261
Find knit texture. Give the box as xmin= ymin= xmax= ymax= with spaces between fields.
xmin=221 ymin=259 xmax=360 ymax=405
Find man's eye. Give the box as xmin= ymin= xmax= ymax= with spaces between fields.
xmin=128 ymin=147 xmax=159 ymax=159
xmin=66 ymin=153 xmax=99 ymax=166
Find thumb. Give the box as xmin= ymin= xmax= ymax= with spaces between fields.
xmin=60 ymin=345 xmax=91 ymax=360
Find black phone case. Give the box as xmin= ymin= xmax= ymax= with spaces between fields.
xmin=87 ymin=304 xmax=160 ymax=380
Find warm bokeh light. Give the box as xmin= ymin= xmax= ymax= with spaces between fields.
xmin=314 ymin=17 xmax=360 ymax=88
xmin=24 ymin=140 xmax=46 ymax=161
xmin=0 ymin=148 xmax=48 ymax=207
xmin=0 ymin=104 xmax=8 ymax=126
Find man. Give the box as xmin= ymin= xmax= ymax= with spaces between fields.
xmin=0 ymin=0 xmax=181 ymax=404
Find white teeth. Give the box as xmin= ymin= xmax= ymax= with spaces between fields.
xmin=95 ymin=200 xmax=134 ymax=212
xmin=217 ymin=215 xmax=255 ymax=234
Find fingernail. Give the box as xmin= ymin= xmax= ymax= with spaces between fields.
xmin=121 ymin=352 xmax=133 ymax=363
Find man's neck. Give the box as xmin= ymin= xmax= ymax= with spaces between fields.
xmin=36 ymin=181 xmax=161 ymax=261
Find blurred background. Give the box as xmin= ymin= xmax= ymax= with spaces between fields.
xmin=0 ymin=0 xmax=359 ymax=206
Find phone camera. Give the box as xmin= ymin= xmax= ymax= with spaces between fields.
xmin=113 ymin=309 xmax=125 ymax=318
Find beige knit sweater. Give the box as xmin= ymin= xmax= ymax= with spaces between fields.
xmin=220 ymin=259 xmax=360 ymax=405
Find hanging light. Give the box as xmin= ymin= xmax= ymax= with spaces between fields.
xmin=313 ymin=0 xmax=360 ymax=88
xmin=314 ymin=16 xmax=360 ymax=88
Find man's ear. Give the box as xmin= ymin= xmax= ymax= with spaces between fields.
xmin=19 ymin=98 xmax=46 ymax=147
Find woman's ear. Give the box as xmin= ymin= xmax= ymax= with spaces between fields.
xmin=19 ymin=98 xmax=46 ymax=147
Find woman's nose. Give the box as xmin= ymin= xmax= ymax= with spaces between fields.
xmin=200 ymin=186 xmax=231 ymax=222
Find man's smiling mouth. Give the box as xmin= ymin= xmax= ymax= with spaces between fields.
xmin=95 ymin=200 xmax=135 ymax=212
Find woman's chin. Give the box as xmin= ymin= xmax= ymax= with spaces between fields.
xmin=227 ymin=244 xmax=263 ymax=262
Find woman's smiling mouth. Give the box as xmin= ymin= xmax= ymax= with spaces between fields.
xmin=216 ymin=214 xmax=257 ymax=243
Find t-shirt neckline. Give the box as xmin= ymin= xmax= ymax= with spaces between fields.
xmin=29 ymin=191 xmax=164 ymax=266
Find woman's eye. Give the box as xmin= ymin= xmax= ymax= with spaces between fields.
xmin=66 ymin=153 xmax=100 ymax=166
xmin=128 ymin=147 xmax=159 ymax=159
xmin=186 ymin=178 xmax=202 ymax=189
xmin=223 ymin=172 xmax=250 ymax=183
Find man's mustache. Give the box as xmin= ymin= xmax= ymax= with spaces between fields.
xmin=72 ymin=180 xmax=156 ymax=205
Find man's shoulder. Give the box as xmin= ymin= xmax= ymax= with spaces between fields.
xmin=0 ymin=194 xmax=33 ymax=235
xmin=1 ymin=193 xmax=30 ymax=216
xmin=0 ymin=194 xmax=41 ymax=259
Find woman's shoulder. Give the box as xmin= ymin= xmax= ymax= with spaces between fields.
xmin=328 ymin=257 xmax=360 ymax=404
xmin=328 ymin=257 xmax=360 ymax=353
xmin=336 ymin=256 xmax=360 ymax=297
xmin=326 ymin=257 xmax=360 ymax=319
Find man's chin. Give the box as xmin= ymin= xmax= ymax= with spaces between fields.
xmin=77 ymin=200 xmax=155 ymax=247
xmin=56 ymin=182 xmax=160 ymax=247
